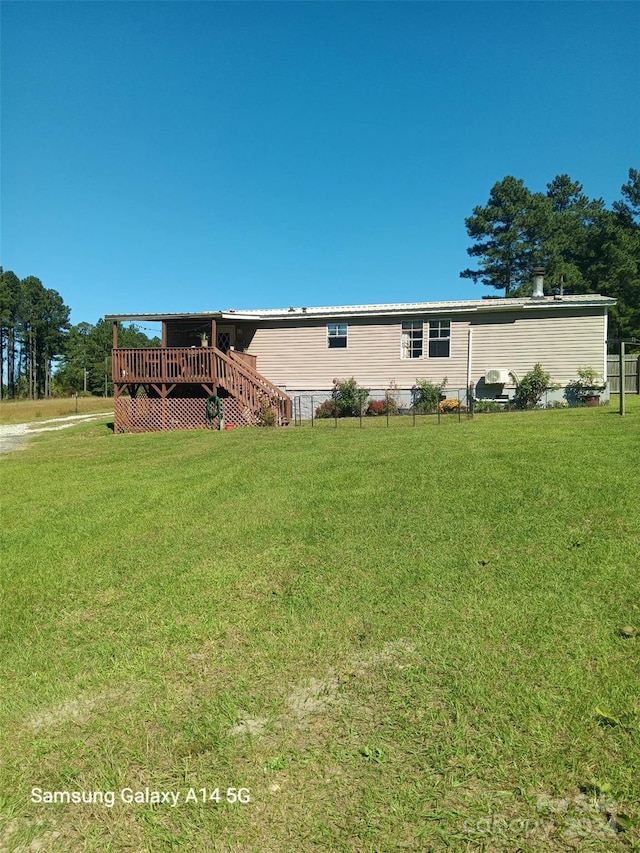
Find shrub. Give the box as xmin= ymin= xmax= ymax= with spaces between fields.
xmin=565 ymin=367 xmax=606 ymax=405
xmin=383 ymin=380 xmax=400 ymax=414
xmin=367 ymin=388 xmax=400 ymax=416
xmin=474 ymin=400 xmax=502 ymax=413
xmin=438 ymin=397 xmax=462 ymax=413
xmin=257 ymin=400 xmax=277 ymax=426
xmin=513 ymin=364 xmax=558 ymax=410
xmin=411 ymin=378 xmax=447 ymax=412
xmin=366 ymin=400 xmax=386 ymax=416
xmin=315 ymin=399 xmax=337 ymax=419
xmin=331 ymin=377 xmax=370 ymax=417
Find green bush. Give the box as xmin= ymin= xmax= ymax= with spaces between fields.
xmin=473 ymin=399 xmax=502 ymax=413
xmin=331 ymin=377 xmax=370 ymax=417
xmin=411 ymin=378 xmax=447 ymax=413
xmin=513 ymin=364 xmax=558 ymax=410
xmin=565 ymin=367 xmax=607 ymax=405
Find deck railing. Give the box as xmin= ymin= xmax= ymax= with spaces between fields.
xmin=113 ymin=347 xmax=216 ymax=383
xmin=112 ymin=347 xmax=291 ymax=423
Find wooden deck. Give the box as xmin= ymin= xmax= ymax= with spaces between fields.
xmin=112 ymin=347 xmax=258 ymax=384
xmin=112 ymin=346 xmax=291 ymax=429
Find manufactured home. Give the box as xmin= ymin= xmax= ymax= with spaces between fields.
xmin=106 ymin=292 xmax=614 ymax=431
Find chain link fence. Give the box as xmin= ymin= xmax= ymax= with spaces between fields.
xmin=291 ymin=384 xmax=610 ymax=427
xmin=291 ymin=387 xmax=471 ymax=427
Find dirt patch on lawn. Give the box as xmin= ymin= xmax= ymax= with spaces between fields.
xmin=229 ymin=639 xmax=417 ymax=739
xmin=27 ymin=689 xmax=124 ymax=733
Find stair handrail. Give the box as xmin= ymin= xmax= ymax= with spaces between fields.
xmin=225 ymin=349 xmax=290 ymax=404
xmin=214 ymin=348 xmax=292 ymax=423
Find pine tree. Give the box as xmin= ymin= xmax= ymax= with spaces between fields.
xmin=460 ymin=176 xmax=545 ymax=296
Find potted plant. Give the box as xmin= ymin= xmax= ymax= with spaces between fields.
xmin=568 ymin=367 xmax=606 ymax=406
xmin=199 ymin=332 xmax=209 ymax=347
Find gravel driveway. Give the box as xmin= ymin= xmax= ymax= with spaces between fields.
xmin=0 ymin=413 xmax=110 ymax=455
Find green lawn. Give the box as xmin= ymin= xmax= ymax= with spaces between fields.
xmin=1 ymin=401 xmax=638 ymax=852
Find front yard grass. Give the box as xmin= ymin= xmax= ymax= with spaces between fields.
xmin=0 ymin=400 xmax=638 ymax=851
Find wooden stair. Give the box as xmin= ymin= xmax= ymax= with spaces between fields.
xmin=217 ymin=349 xmax=291 ymax=425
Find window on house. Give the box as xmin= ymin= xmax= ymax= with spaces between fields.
xmin=217 ymin=332 xmax=231 ymax=353
xmin=401 ymin=322 xmax=423 ymax=359
xmin=428 ymin=320 xmax=451 ymax=358
xmin=327 ymin=323 xmax=347 ymax=348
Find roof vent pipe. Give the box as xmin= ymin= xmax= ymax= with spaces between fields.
xmin=532 ymin=267 xmax=545 ymax=298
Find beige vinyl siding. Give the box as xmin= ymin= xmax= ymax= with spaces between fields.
xmin=242 ymin=306 xmax=608 ymax=391
xmin=469 ymin=308 xmax=606 ymax=386
xmin=244 ymin=317 xmax=470 ymax=390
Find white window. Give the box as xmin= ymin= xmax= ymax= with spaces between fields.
xmin=401 ymin=322 xmax=423 ymax=359
xmin=428 ymin=320 xmax=450 ymax=358
xmin=327 ymin=323 xmax=347 ymax=348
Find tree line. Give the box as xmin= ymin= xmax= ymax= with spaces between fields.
xmin=460 ymin=168 xmax=640 ymax=341
xmin=0 ymin=270 xmax=159 ymax=399
xmin=54 ymin=319 xmax=160 ymax=397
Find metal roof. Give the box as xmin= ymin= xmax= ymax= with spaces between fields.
xmin=105 ymin=294 xmax=615 ymax=323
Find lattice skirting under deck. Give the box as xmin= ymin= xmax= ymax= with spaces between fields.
xmin=114 ymin=397 xmax=257 ymax=433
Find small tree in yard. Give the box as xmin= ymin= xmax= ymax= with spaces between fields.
xmin=513 ymin=363 xmax=558 ymax=409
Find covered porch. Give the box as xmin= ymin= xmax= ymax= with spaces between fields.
xmin=107 ymin=312 xmax=290 ymax=432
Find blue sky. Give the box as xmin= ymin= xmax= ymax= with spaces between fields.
xmin=2 ymin=1 xmax=638 ymax=326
